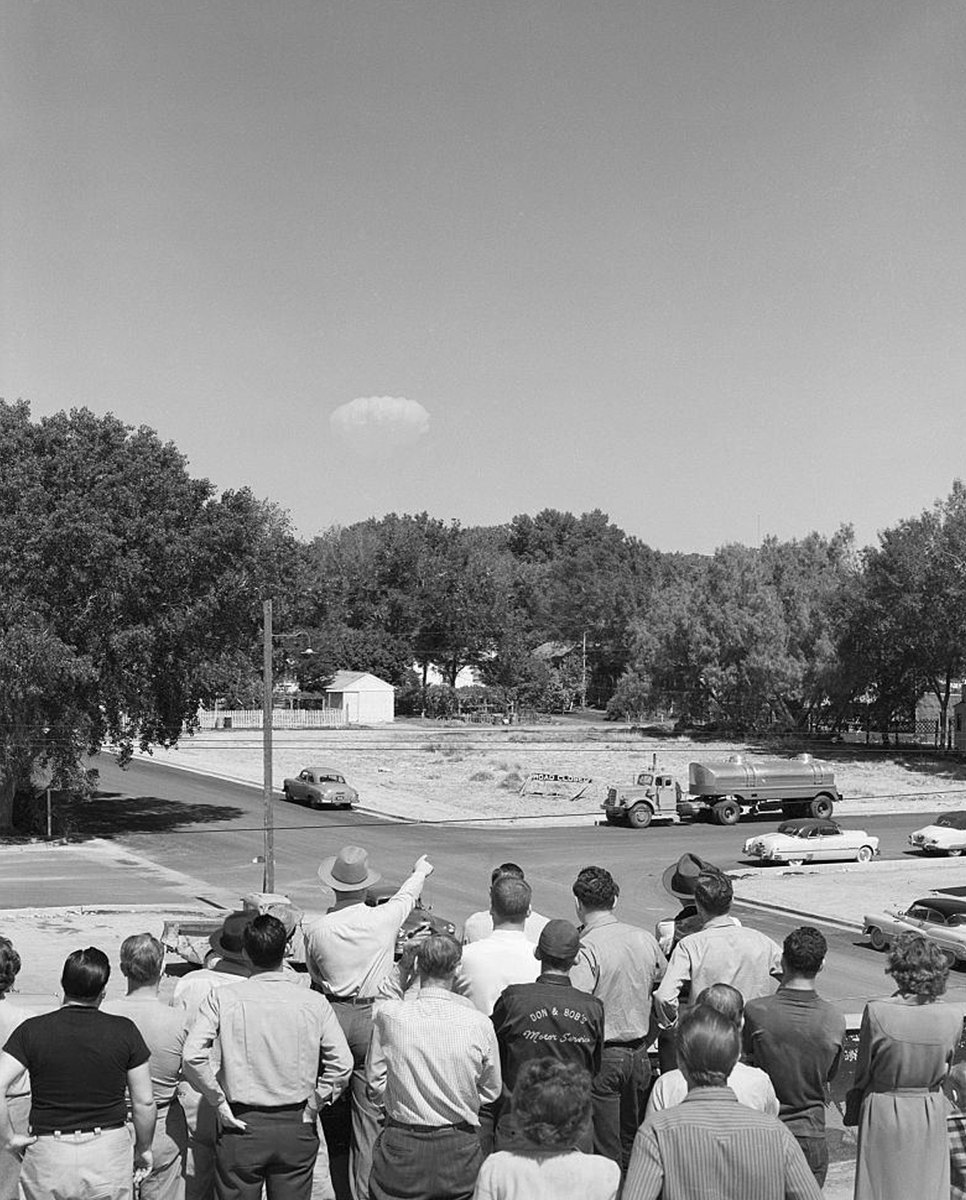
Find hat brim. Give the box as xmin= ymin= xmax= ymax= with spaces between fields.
xmin=208 ymin=932 xmax=248 ymax=960
xmin=662 ymin=859 xmax=711 ymax=900
xmin=317 ymin=856 xmax=381 ymax=891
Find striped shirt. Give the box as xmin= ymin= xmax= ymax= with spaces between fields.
xmin=366 ymin=986 xmax=501 ymax=1126
xmin=623 ymin=1087 xmax=822 ymax=1200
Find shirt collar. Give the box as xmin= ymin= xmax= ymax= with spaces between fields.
xmin=537 ymin=973 xmax=572 ymax=986
xmin=777 ymin=986 xmax=818 ymax=1000
xmin=580 ymin=910 xmax=617 ymax=932
xmin=703 ymin=915 xmax=740 ymax=929
xmin=682 ymin=1086 xmax=738 ymax=1103
xmin=419 ymin=986 xmax=476 ymax=1009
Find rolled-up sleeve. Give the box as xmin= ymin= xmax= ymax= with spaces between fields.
xmin=653 ymin=943 xmax=690 ymax=1026
xmin=182 ymin=990 xmax=225 ymax=1110
xmin=316 ymin=1004 xmax=352 ymax=1107
xmin=477 ymin=1022 xmax=502 ymax=1108
xmin=366 ymin=1010 xmax=389 ymax=1106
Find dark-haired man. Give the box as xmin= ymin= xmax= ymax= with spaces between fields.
xmin=0 ymin=947 xmax=156 ymax=1200
xmin=743 ymin=926 xmax=846 ymax=1187
xmin=654 ymin=869 xmax=781 ymax=1028
xmin=624 ymin=1006 xmax=821 ymax=1200
xmin=569 ymin=865 xmax=666 ymax=1171
xmin=366 ymin=935 xmax=500 ymax=1200
xmin=462 ymin=863 xmax=549 ymax=945
xmin=490 ymin=918 xmax=604 ymax=1150
xmin=184 ymin=915 xmax=352 ymax=1200
xmin=457 ymin=875 xmax=540 ymax=1015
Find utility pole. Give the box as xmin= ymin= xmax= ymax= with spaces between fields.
xmin=581 ymin=631 xmax=587 ymax=709
xmin=262 ymin=598 xmax=275 ymax=892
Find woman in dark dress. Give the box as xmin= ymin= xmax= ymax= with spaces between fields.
xmin=853 ymin=933 xmax=966 ymax=1200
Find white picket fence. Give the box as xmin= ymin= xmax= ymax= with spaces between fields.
xmin=196 ymin=708 xmax=348 ymax=730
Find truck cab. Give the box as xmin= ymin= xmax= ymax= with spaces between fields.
xmin=602 ymin=769 xmax=681 ymax=829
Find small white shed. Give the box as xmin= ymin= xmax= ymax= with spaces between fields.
xmin=324 ymin=671 xmax=395 ymax=724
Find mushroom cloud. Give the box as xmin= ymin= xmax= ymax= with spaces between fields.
xmin=329 ymin=395 xmax=430 ymax=460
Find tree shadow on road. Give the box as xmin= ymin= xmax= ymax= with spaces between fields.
xmin=64 ymin=790 xmax=245 ymax=839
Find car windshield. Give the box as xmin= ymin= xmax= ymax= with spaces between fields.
xmin=947 ymin=914 xmax=966 ymax=927
xmin=636 ymin=773 xmax=653 ymax=786
xmin=936 ymin=813 xmax=966 ymax=829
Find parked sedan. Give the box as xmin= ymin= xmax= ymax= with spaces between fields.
xmin=863 ymin=895 xmax=966 ymax=966
xmin=743 ymin=818 xmax=879 ymax=865
xmin=909 ymin=811 xmax=966 ymax=857
xmin=282 ymin=766 xmax=358 ymax=809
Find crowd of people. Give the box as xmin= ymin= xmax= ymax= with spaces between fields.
xmin=0 ymin=845 xmax=964 ymax=1200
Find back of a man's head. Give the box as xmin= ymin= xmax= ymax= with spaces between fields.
xmin=693 ymin=870 xmax=733 ymax=917
xmin=416 ymin=934 xmax=462 ymax=982
xmin=119 ymin=933 xmax=164 ymax=986
xmin=62 ymin=947 xmax=111 ymax=1001
xmin=783 ymin=926 xmax=826 ymax=977
xmin=243 ymin=914 xmax=288 ymax=969
xmin=572 ymin=866 xmax=619 ymax=912
xmin=676 ymin=1005 xmax=740 ymax=1088
xmin=694 ymin=983 xmax=744 ymax=1026
xmin=490 ymin=875 xmax=531 ymax=924
xmin=491 ymin=862 xmax=525 ymax=884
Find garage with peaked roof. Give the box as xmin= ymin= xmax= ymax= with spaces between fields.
xmin=323 ymin=671 xmax=395 ymax=724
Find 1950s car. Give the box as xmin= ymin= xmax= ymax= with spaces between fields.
xmin=863 ymin=895 xmax=966 ymax=967
xmin=743 ymin=818 xmax=879 ymax=865
xmin=909 ymin=812 xmax=966 ymax=857
xmin=282 ymin=766 xmax=358 ymax=809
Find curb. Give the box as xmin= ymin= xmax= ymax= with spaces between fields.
xmin=732 ymin=895 xmax=864 ymax=932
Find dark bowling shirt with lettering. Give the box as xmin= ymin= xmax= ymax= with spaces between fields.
xmin=490 ymin=972 xmax=605 ymax=1095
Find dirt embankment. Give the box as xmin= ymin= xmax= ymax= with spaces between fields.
xmin=138 ymin=726 xmax=966 ymax=826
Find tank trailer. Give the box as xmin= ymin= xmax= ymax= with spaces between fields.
xmin=602 ymin=753 xmax=840 ymax=829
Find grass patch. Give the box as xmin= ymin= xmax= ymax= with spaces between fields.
xmin=470 ymin=770 xmax=493 ymax=782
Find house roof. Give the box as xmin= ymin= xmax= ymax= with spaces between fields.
xmin=324 ymin=670 xmax=393 ymax=692
xmin=532 ymin=640 xmax=578 ymax=661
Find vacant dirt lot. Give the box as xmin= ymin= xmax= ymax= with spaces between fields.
xmin=138 ymin=724 xmax=966 ymax=826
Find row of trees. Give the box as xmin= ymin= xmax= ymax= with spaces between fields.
xmin=3 ymin=398 xmax=966 ymax=827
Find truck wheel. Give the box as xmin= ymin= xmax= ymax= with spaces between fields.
xmin=809 ymin=794 xmax=834 ymax=819
xmin=713 ymin=800 xmax=741 ymax=826
xmin=627 ymin=804 xmax=652 ymax=830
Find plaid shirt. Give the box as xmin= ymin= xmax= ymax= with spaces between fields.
xmin=366 ymin=986 xmax=501 ymax=1126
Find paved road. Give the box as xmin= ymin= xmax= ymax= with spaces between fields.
xmin=70 ymin=754 xmax=966 ymax=1016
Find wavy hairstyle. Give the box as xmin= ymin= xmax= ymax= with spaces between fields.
xmin=0 ymin=937 xmax=21 ymax=997
xmin=511 ymin=1059 xmax=592 ymax=1149
xmin=887 ymin=932 xmax=948 ymax=998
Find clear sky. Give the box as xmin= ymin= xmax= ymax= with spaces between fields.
xmin=3 ymin=1 xmax=965 ymax=553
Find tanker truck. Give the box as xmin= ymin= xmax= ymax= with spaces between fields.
xmin=601 ymin=753 xmax=840 ymax=829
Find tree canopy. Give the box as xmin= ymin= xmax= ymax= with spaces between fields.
xmin=0 ymin=401 xmax=295 ymax=827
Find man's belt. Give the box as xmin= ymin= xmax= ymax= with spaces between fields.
xmin=230 ymin=1100 xmax=308 ymax=1114
xmin=34 ymin=1122 xmax=127 ymax=1137
xmin=603 ymin=1036 xmax=648 ymax=1049
xmin=309 ymin=980 xmax=375 ymax=1004
xmin=387 ymin=1117 xmax=475 ymax=1134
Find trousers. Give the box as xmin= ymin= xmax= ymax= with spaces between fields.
xmin=369 ymin=1124 xmax=482 ymax=1200
xmin=591 ymin=1042 xmax=652 ymax=1172
xmin=215 ymin=1106 xmax=318 ymax=1200
xmin=20 ymin=1125 xmax=133 ymax=1200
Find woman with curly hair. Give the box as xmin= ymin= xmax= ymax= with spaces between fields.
xmin=472 ymin=1059 xmax=619 ymax=1200
xmin=0 ymin=936 xmax=34 ymax=1200
xmin=853 ymin=932 xmax=966 ymax=1200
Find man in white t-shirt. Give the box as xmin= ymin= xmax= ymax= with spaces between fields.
xmin=461 ymin=863 xmax=549 ymax=945
xmin=457 ymin=875 xmax=541 ymax=1015
xmin=646 ymin=983 xmax=778 ymax=1117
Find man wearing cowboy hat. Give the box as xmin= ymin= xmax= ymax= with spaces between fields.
xmin=303 ymin=846 xmax=434 ymax=1200
xmin=656 ymin=852 xmax=722 ymax=956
